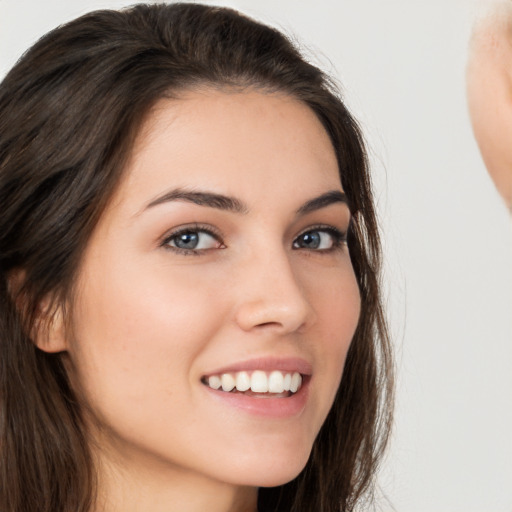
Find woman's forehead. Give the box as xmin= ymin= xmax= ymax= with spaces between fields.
xmin=113 ymin=89 xmax=342 ymax=214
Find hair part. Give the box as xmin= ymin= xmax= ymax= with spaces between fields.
xmin=0 ymin=4 xmax=393 ymax=511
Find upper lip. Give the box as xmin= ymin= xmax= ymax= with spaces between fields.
xmin=202 ymin=357 xmax=313 ymax=377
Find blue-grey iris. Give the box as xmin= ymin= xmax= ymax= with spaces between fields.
xmin=298 ymin=231 xmax=320 ymax=249
xmin=175 ymin=231 xmax=199 ymax=249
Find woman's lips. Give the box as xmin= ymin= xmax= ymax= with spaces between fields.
xmin=201 ymin=357 xmax=312 ymax=417
xmin=202 ymin=356 xmax=313 ymax=377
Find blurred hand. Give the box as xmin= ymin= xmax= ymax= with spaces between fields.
xmin=467 ymin=0 xmax=512 ymax=209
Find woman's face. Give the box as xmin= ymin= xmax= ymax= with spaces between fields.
xmin=64 ymin=89 xmax=360 ymax=490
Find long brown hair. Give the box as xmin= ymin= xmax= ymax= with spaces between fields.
xmin=0 ymin=4 xmax=393 ymax=511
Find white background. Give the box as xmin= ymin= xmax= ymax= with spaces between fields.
xmin=1 ymin=1 xmax=511 ymax=510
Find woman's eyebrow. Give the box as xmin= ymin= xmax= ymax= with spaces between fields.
xmin=143 ymin=188 xmax=249 ymax=214
xmin=296 ymin=190 xmax=348 ymax=215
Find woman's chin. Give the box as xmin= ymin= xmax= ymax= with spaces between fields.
xmin=251 ymin=467 xmax=306 ymax=488
xmin=216 ymin=448 xmax=311 ymax=489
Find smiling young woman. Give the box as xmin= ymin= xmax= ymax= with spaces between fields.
xmin=0 ymin=4 xmax=393 ymax=512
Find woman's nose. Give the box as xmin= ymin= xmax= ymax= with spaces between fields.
xmin=233 ymin=250 xmax=316 ymax=335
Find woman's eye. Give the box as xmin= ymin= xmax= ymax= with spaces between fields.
xmin=293 ymin=228 xmax=345 ymax=251
xmin=164 ymin=229 xmax=222 ymax=252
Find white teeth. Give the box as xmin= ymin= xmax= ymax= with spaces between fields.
xmin=221 ymin=373 xmax=235 ymax=392
xmin=208 ymin=375 xmax=221 ymax=390
xmin=283 ymin=373 xmax=292 ymax=392
xmin=290 ymin=372 xmax=302 ymax=393
xmin=205 ymin=370 xmax=304 ymax=395
xmin=250 ymin=370 xmax=268 ymax=392
xmin=235 ymin=371 xmax=251 ymax=392
xmin=268 ymin=370 xmax=285 ymax=393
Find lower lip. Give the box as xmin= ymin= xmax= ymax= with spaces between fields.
xmin=203 ymin=377 xmax=310 ymax=418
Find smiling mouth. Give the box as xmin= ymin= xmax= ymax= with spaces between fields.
xmin=201 ymin=370 xmax=303 ymax=397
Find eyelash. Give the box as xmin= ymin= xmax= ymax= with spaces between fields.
xmin=161 ymin=223 xmax=348 ymax=255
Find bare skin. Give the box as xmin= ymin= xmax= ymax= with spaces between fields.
xmin=467 ymin=0 xmax=512 ymax=209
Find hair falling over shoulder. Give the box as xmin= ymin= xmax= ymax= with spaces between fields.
xmin=0 ymin=3 xmax=393 ymax=511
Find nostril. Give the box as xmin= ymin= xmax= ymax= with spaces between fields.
xmin=254 ymin=321 xmax=282 ymax=328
